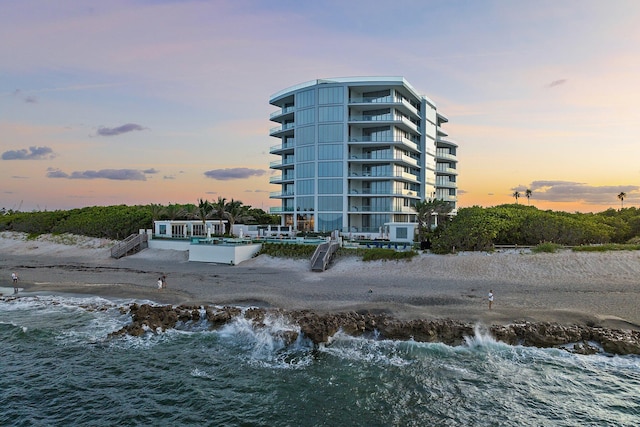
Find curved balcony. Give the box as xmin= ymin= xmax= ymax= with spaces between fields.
xmin=435 ymin=166 xmax=458 ymax=175
xmin=348 ymin=171 xmax=419 ymax=183
xmin=435 ymin=152 xmax=457 ymax=162
xmin=437 ymin=138 xmax=458 ymax=148
xmin=269 ymin=206 xmax=295 ymax=213
xmin=269 ymin=174 xmax=295 ymax=184
xmin=269 ymin=141 xmax=295 ymax=155
xmin=269 ymin=158 xmax=295 ymax=169
xmin=348 ymin=153 xmax=419 ymax=167
xmin=349 ymin=115 xmax=420 ymax=134
xmin=269 ymin=106 xmax=295 ymax=121
xmin=269 ymin=190 xmax=295 ymax=198
xmin=348 ymin=136 xmax=420 ymax=153
xmin=269 ymin=122 xmax=295 ymax=136
xmin=436 ymin=180 xmax=457 ymax=189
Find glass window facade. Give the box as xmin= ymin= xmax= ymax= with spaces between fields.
xmin=297 ymin=108 xmax=315 ymax=125
xmin=317 ymin=213 xmax=342 ymax=231
xmin=296 ymin=126 xmax=315 ymax=145
xmin=318 ymin=144 xmax=343 ymax=160
xmin=318 ymin=124 xmax=343 ymax=143
xmin=396 ymin=227 xmax=408 ymax=239
xmin=297 ymin=89 xmax=315 ymax=108
xmin=319 ymin=86 xmax=344 ymax=105
xmin=318 ymin=196 xmax=343 ymax=211
xmin=296 ymin=162 xmax=315 ymax=178
xmin=296 ymin=145 xmax=315 ymax=162
xmin=296 ymin=196 xmax=314 ymax=211
xmin=270 ymin=78 xmax=457 ymax=234
xmin=318 ymin=178 xmax=342 ymax=194
xmin=319 ymin=106 xmax=343 ymax=122
xmin=318 ymin=161 xmax=342 ymax=177
xmin=296 ymin=179 xmax=314 ymax=195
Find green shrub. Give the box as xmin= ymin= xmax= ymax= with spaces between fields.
xmin=258 ymin=243 xmax=317 ymax=258
xmin=572 ymin=243 xmax=640 ymax=252
xmin=362 ymin=248 xmax=418 ymax=262
xmin=531 ymin=242 xmax=563 ymax=253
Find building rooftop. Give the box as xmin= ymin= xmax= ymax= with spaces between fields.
xmin=269 ymin=76 xmax=436 ymax=108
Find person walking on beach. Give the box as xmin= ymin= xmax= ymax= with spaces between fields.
xmin=161 ymin=274 xmax=167 ymax=289
xmin=12 ymin=272 xmax=19 ymax=293
xmin=488 ymin=289 xmax=494 ymax=310
xmin=157 ymin=277 xmax=163 ymax=291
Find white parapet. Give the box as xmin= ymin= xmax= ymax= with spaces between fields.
xmin=188 ymin=243 xmax=262 ymax=265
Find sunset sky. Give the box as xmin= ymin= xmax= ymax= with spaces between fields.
xmin=2 ymin=0 xmax=639 ymax=213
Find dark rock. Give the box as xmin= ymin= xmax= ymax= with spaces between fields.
xmin=107 ymin=304 xmax=640 ymax=356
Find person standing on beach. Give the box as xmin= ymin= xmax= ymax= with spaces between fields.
xmin=162 ymin=274 xmax=167 ymax=289
xmin=12 ymin=272 xmax=19 ymax=293
xmin=157 ymin=277 xmax=163 ymax=291
xmin=488 ymin=289 xmax=494 ymax=310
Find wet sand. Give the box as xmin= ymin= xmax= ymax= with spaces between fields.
xmin=2 ymin=232 xmax=640 ymax=331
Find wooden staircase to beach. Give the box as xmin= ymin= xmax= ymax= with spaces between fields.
xmin=110 ymin=233 xmax=149 ymax=259
xmin=310 ymin=241 xmax=340 ymax=272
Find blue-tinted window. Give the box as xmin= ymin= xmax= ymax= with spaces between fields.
xmin=297 ymin=108 xmax=315 ymax=125
xmin=318 ymin=144 xmax=343 ymax=160
xmin=159 ymin=224 xmax=167 ymax=235
xmin=396 ymin=227 xmax=408 ymax=239
xmin=296 ymin=179 xmax=315 ymax=195
xmin=318 ymin=178 xmax=342 ymax=194
xmin=317 ymin=213 xmax=343 ymax=232
xmin=296 ymin=162 xmax=315 ymax=178
xmin=318 ymin=124 xmax=343 ymax=143
xmin=296 ymin=126 xmax=315 ymax=145
xmin=297 ymin=89 xmax=315 ymax=108
xmin=296 ymin=196 xmax=314 ymax=210
xmin=319 ymin=86 xmax=344 ymax=104
xmin=318 ymin=161 xmax=342 ymax=177
xmin=366 ymin=214 xmax=391 ymax=229
xmin=318 ymin=196 xmax=343 ymax=211
xmin=297 ymin=145 xmax=315 ymax=162
xmin=318 ymin=106 xmax=343 ymax=122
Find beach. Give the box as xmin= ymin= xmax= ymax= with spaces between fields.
xmin=2 ymin=231 xmax=639 ymax=331
xmin=3 ymin=232 xmax=640 ymax=425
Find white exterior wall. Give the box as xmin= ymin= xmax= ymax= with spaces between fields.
xmin=189 ymin=243 xmax=262 ymax=264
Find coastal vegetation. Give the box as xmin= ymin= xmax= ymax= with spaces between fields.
xmin=531 ymin=242 xmax=563 ymax=253
xmin=360 ymin=248 xmax=418 ymax=261
xmin=1 ymin=202 xmax=639 ymax=255
xmin=0 ymin=201 xmax=278 ymax=240
xmin=423 ymin=204 xmax=640 ymax=254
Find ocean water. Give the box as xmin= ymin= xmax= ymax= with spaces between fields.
xmin=1 ymin=295 xmax=639 ymax=427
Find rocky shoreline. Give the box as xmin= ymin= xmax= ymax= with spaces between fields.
xmin=109 ymin=304 xmax=640 ymax=356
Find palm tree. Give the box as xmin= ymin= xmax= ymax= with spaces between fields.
xmin=224 ymin=199 xmax=253 ymax=236
xmin=194 ymin=198 xmax=213 ymax=231
xmin=164 ymin=203 xmax=186 ymax=220
xmin=412 ymin=198 xmax=452 ymax=243
xmin=211 ymin=196 xmax=228 ymax=235
xmin=525 ymin=189 xmax=532 ymax=205
xmin=148 ymin=203 xmax=166 ymax=222
xmin=617 ymin=192 xmax=626 ymax=209
xmin=513 ymin=191 xmax=520 ymax=204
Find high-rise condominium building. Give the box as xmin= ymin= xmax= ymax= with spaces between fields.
xmin=268 ymin=77 xmax=458 ymax=236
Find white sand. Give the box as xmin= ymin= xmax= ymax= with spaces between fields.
xmin=2 ymin=232 xmax=640 ymax=330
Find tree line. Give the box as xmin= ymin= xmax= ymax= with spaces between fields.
xmin=2 ymin=199 xmax=639 ymax=252
xmin=0 ymin=198 xmax=279 ymax=240
xmin=425 ymin=204 xmax=640 ymax=254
